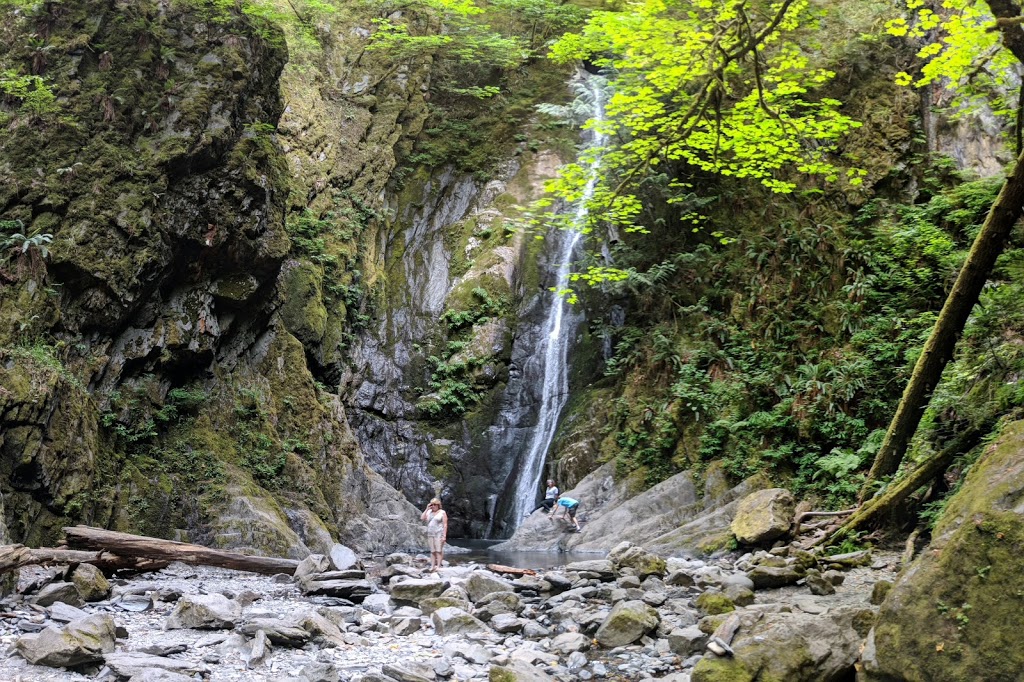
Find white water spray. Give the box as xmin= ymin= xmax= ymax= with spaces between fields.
xmin=507 ymin=75 xmax=608 ymax=527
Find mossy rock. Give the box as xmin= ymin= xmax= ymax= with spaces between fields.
xmin=696 ymin=590 xmax=736 ymax=616
xmin=863 ymin=420 xmax=1024 ymax=682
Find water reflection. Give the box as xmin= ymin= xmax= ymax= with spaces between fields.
xmin=446 ymin=539 xmax=604 ymax=570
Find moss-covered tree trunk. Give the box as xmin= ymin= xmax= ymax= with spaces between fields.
xmin=861 ymin=150 xmax=1024 ymax=497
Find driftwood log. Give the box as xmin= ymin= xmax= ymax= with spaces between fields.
xmin=486 ymin=563 xmax=537 ymax=577
xmin=63 ymin=526 xmax=300 ymax=576
xmin=0 ymin=544 xmax=169 ymax=575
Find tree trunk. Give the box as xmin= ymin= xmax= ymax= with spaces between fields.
xmin=0 ymin=544 xmax=169 ymax=574
xmin=63 ymin=526 xmax=299 ymax=576
xmin=860 ymin=150 xmax=1024 ymax=498
xmin=838 ymin=428 xmax=981 ymax=544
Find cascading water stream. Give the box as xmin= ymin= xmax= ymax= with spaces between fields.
xmin=505 ymin=75 xmax=609 ymax=528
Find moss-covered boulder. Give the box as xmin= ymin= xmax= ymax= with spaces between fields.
xmin=862 ymin=420 xmax=1024 ymax=682
xmin=594 ymin=599 xmax=660 ymax=648
xmin=730 ymin=488 xmax=795 ymax=545
xmin=692 ymin=607 xmax=870 ymax=682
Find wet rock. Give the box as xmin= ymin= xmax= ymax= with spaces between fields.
xmin=166 ymin=594 xmax=240 ymax=630
xmin=730 ymin=488 xmax=795 ymax=545
xmin=594 ymin=600 xmax=660 ymax=647
xmin=16 ymin=614 xmax=117 ymax=667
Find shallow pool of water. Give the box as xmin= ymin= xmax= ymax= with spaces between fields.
xmin=445 ymin=539 xmax=603 ymax=570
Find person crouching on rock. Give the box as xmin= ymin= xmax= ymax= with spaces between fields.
xmin=549 ymin=494 xmax=581 ymax=532
xmin=420 ymin=497 xmax=448 ymax=571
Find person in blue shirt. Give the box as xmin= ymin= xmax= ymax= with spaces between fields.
xmin=549 ymin=494 xmax=581 ymax=532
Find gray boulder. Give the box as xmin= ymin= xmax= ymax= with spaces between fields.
xmin=32 ymin=581 xmax=84 ymax=607
xmin=382 ymin=661 xmax=435 ymax=682
xmin=667 ymin=625 xmax=707 ymax=656
xmin=730 ymin=487 xmax=795 ymax=544
xmin=166 ymin=594 xmax=240 ymax=630
xmin=390 ymin=578 xmax=446 ymax=604
xmin=489 ymin=613 xmax=523 ymax=634
xmin=295 ymin=554 xmax=332 ymax=579
xmin=16 ymin=614 xmax=117 ymax=667
xmin=465 ymin=572 xmax=515 ymax=602
xmin=431 ymin=606 xmax=489 ymax=635
xmin=329 ymin=543 xmax=360 ymax=571
xmin=594 ymin=599 xmax=659 ymax=647
xmin=551 ymin=631 xmax=590 ymax=653
xmin=299 ymin=577 xmax=373 ymax=601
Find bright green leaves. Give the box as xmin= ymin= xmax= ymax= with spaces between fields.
xmin=888 ymin=1 xmax=1017 ymax=116
xmin=542 ymin=0 xmax=863 ymax=240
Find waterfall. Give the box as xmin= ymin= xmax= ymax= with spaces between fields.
xmin=504 ymin=75 xmax=608 ymax=528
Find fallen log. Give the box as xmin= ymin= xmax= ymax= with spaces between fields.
xmin=486 ymin=563 xmax=537 ymax=577
xmin=0 ymin=544 xmax=170 ymax=575
xmin=63 ymin=526 xmax=300 ymax=576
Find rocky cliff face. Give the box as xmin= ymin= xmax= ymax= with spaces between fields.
xmin=0 ymin=0 xmax=430 ymax=554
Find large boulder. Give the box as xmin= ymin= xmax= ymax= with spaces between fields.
xmin=594 ymin=600 xmax=660 ymax=647
xmin=465 ymin=572 xmax=515 ymax=603
xmin=71 ymin=563 xmax=111 ymax=602
xmin=165 ymin=594 xmax=240 ymax=630
xmin=862 ymin=420 xmax=1024 ymax=682
xmin=15 ymin=614 xmax=117 ymax=667
xmin=730 ymin=488 xmax=795 ymax=544
xmin=692 ymin=606 xmax=871 ymax=682
xmin=390 ymin=578 xmax=446 ymax=604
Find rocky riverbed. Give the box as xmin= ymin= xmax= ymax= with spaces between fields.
xmin=0 ymin=542 xmax=899 ymax=682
